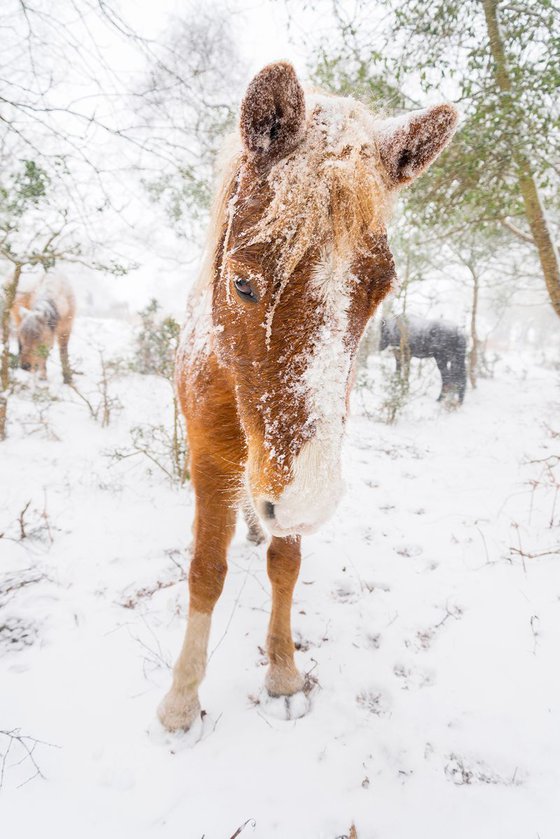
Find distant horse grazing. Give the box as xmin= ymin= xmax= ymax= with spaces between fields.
xmin=159 ymin=62 xmax=457 ymax=731
xmin=12 ymin=274 xmax=75 ymax=383
xmin=380 ymin=315 xmax=467 ymax=403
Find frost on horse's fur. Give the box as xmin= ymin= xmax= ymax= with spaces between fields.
xmin=160 ymin=62 xmax=458 ymax=732
xmin=277 ymin=252 xmax=357 ymax=533
xmin=240 ymin=61 xmax=306 ymax=161
xmin=376 ymin=105 xmax=459 ymax=185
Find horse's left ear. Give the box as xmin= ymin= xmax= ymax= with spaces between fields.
xmin=240 ymin=62 xmax=306 ymax=164
xmin=376 ymin=104 xmax=458 ymax=188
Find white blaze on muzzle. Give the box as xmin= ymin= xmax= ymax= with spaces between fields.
xmin=271 ymin=433 xmax=345 ymax=535
xmin=266 ymin=252 xmax=355 ymax=535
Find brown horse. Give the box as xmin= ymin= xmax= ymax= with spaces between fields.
xmin=12 ymin=274 xmax=75 ymax=383
xmin=159 ymin=62 xmax=457 ymax=730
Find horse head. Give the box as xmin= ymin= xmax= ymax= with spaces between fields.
xmin=212 ymin=63 xmax=457 ymax=537
xmin=18 ymin=306 xmax=54 ymax=377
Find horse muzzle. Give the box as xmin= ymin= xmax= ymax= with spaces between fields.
xmin=254 ymin=445 xmax=345 ymax=537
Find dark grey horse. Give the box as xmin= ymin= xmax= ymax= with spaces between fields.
xmin=380 ymin=315 xmax=467 ymax=403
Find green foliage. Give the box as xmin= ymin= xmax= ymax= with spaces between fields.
xmin=0 ymin=159 xmax=78 ymax=273
xmin=381 ymin=358 xmax=410 ymax=424
xmin=143 ymin=167 xmax=213 ymax=240
xmin=0 ymin=160 xmax=50 ymax=232
xmin=114 ymin=421 xmax=189 ymax=485
xmin=90 ymin=261 xmax=134 ymax=277
xmin=2 ymin=160 xmax=46 ymax=206
xmin=0 ymin=159 xmax=135 ymax=276
xmin=311 ymin=0 xmax=559 ymax=235
xmin=142 ymin=74 xmax=237 ymax=238
xmin=1 ymin=161 xmax=49 ymax=217
xmin=312 ymin=50 xmax=408 ymax=111
xmin=127 ymin=299 xmax=188 ymax=484
xmin=132 ymin=299 xmax=180 ymax=380
xmin=392 ymin=0 xmax=558 ymax=229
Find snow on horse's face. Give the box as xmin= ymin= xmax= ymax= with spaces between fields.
xmin=213 ymin=63 xmax=457 ymax=537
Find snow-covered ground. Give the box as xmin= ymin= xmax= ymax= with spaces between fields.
xmin=1 ymin=317 xmax=559 ymax=838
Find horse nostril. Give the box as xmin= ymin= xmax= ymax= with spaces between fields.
xmin=21 ymin=362 xmax=31 ymax=371
xmin=263 ymin=501 xmax=275 ymax=520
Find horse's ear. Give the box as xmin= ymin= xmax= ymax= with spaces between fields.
xmin=376 ymin=104 xmax=458 ymax=188
xmin=240 ymin=62 xmax=306 ymax=164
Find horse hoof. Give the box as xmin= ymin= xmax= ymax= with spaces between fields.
xmin=246 ymin=525 xmax=266 ymax=546
xmin=260 ymin=689 xmax=311 ymax=721
xmin=157 ymin=689 xmax=201 ymax=732
xmin=259 ymin=666 xmax=313 ymax=720
xmin=265 ymin=666 xmax=304 ymax=697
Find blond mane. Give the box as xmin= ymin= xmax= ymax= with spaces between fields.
xmin=246 ymin=93 xmax=392 ymax=278
xmin=195 ymin=91 xmax=393 ymax=302
xmin=191 ymin=133 xmax=243 ymax=300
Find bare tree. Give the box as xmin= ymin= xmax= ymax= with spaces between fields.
xmin=1 ymin=2 xmax=246 ymax=437
xmin=0 ymin=159 xmax=126 ymax=440
xmin=133 ymin=4 xmax=246 ymax=240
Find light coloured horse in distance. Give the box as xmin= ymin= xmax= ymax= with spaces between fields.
xmin=159 ymin=62 xmax=458 ymax=731
xmin=12 ymin=274 xmax=75 ymax=384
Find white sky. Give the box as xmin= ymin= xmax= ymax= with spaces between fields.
xmin=6 ymin=0 xmax=553 ymax=333
xmin=68 ymin=0 xmax=336 ymax=314
xmin=119 ymin=0 xmax=312 ymax=77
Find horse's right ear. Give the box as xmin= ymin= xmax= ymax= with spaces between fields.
xmin=240 ymin=62 xmax=306 ymax=164
xmin=375 ymin=104 xmax=458 ymax=188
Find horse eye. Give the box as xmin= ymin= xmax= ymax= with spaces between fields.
xmin=234 ymin=277 xmax=259 ymax=303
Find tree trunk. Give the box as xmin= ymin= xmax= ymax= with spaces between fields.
xmin=468 ymin=267 xmax=479 ymax=389
xmin=0 ymin=264 xmax=22 ymax=441
xmin=482 ymin=0 xmax=560 ymax=320
xmin=398 ymin=252 xmax=411 ymax=390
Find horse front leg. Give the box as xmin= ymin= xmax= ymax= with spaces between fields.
xmin=392 ymin=347 xmax=401 ymax=376
xmin=158 ymin=464 xmax=238 ymax=732
xmin=435 ymin=354 xmax=451 ymax=401
xmin=265 ymin=535 xmax=303 ymax=696
xmin=450 ymin=346 xmax=467 ymax=404
xmin=242 ymin=495 xmax=266 ymax=545
xmin=58 ymin=330 xmax=72 ymax=384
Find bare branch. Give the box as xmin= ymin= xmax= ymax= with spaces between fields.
xmin=501 ymin=217 xmax=535 ymax=245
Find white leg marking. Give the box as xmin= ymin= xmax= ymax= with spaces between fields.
xmin=158 ymin=611 xmax=211 ymax=732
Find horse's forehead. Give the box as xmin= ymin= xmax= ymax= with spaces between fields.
xmin=221 ymin=94 xmax=390 ymax=341
xmin=20 ymin=313 xmax=43 ymax=341
xmin=308 ymin=90 xmax=373 ymax=124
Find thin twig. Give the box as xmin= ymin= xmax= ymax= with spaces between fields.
xmin=18 ymin=501 xmax=32 ymax=540
xmin=228 ymin=819 xmax=256 ymax=839
xmin=0 ymin=729 xmax=59 ymax=791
